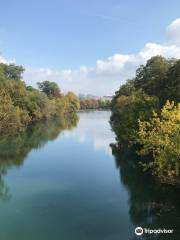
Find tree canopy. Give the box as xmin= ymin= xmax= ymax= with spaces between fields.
xmin=110 ymin=55 xmax=180 ymax=185
xmin=0 ymin=63 xmax=80 ymax=135
xmin=37 ymin=80 xmax=61 ymax=98
xmin=134 ymin=56 xmax=177 ymax=103
xmin=0 ymin=63 xmax=24 ymax=80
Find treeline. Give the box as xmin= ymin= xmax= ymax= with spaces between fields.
xmin=80 ymin=98 xmax=111 ymax=110
xmin=0 ymin=63 xmax=80 ymax=135
xmin=110 ymin=56 xmax=180 ymax=185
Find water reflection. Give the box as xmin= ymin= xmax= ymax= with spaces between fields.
xmin=111 ymin=144 xmax=180 ymax=240
xmin=0 ymin=114 xmax=79 ymax=201
xmin=0 ymin=111 xmax=131 ymax=240
xmin=1 ymin=111 xmax=179 ymax=240
xmin=64 ymin=111 xmax=114 ymax=155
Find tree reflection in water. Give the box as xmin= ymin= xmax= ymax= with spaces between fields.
xmin=111 ymin=144 xmax=180 ymax=240
xmin=0 ymin=114 xmax=79 ymax=201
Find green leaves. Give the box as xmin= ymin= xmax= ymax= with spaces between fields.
xmin=0 ymin=94 xmax=30 ymax=135
xmin=111 ymin=55 xmax=180 ymax=185
xmin=37 ymin=80 xmax=60 ymax=98
xmin=0 ymin=63 xmax=24 ymax=81
xmin=110 ymin=90 xmax=159 ymax=146
xmin=137 ymin=101 xmax=180 ymax=184
xmin=0 ymin=63 xmax=79 ymax=135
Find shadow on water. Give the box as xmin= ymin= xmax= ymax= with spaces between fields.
xmin=111 ymin=144 xmax=180 ymax=240
xmin=0 ymin=114 xmax=79 ymax=201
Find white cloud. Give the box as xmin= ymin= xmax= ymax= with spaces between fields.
xmin=63 ymin=111 xmax=115 ymax=155
xmin=2 ymin=18 xmax=180 ymax=96
xmin=24 ymin=42 xmax=180 ymax=95
xmin=0 ymin=55 xmax=9 ymax=64
xmin=166 ymin=18 xmax=180 ymax=45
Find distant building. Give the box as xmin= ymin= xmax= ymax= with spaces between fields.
xmin=101 ymin=96 xmax=113 ymax=101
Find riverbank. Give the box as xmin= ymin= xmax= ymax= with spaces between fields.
xmin=0 ymin=111 xmax=179 ymax=240
xmin=0 ymin=63 xmax=80 ymax=135
xmin=110 ymin=56 xmax=180 ymax=185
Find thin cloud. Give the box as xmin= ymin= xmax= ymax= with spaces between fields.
xmin=95 ymin=14 xmax=140 ymax=26
xmin=166 ymin=18 xmax=180 ymax=45
xmin=1 ymin=18 xmax=180 ymax=96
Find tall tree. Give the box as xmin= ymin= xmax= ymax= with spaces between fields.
xmin=134 ymin=56 xmax=175 ymax=102
xmin=37 ymin=81 xmax=60 ymax=98
xmin=0 ymin=63 xmax=24 ymax=81
xmin=163 ymin=60 xmax=180 ymax=103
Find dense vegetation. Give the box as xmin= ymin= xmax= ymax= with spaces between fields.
xmin=0 ymin=63 xmax=80 ymax=135
xmin=80 ymin=98 xmax=111 ymax=110
xmin=110 ymin=56 xmax=180 ymax=185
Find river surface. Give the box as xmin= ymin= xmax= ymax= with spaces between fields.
xmin=0 ymin=111 xmax=179 ymax=240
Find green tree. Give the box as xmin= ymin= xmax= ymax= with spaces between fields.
xmin=114 ymin=79 xmax=135 ymax=97
xmin=0 ymin=94 xmax=30 ymax=135
xmin=37 ymin=80 xmax=60 ymax=98
xmin=0 ymin=63 xmax=79 ymax=134
xmin=66 ymin=92 xmax=80 ymax=112
xmin=111 ymin=55 xmax=180 ymax=185
xmin=110 ymin=90 xmax=159 ymax=145
xmin=137 ymin=101 xmax=180 ymax=184
xmin=0 ymin=63 xmax=24 ymax=81
xmin=163 ymin=60 xmax=180 ymax=103
xmin=134 ymin=56 xmax=175 ymax=102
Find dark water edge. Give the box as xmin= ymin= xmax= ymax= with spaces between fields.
xmin=0 ymin=111 xmax=179 ymax=240
xmin=111 ymin=143 xmax=180 ymax=240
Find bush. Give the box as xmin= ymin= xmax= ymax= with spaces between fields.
xmin=137 ymin=101 xmax=180 ymax=184
xmin=110 ymin=90 xmax=159 ymax=145
xmin=0 ymin=94 xmax=30 ymax=134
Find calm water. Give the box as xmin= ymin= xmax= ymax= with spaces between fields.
xmin=0 ymin=111 xmax=179 ymax=240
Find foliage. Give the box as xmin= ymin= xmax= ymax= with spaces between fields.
xmin=66 ymin=92 xmax=80 ymax=112
xmin=0 ymin=94 xmax=30 ymax=134
xmin=163 ymin=60 xmax=180 ymax=103
xmin=111 ymin=55 xmax=180 ymax=185
xmin=0 ymin=63 xmax=80 ymax=135
xmin=80 ymin=98 xmax=111 ymax=110
xmin=137 ymin=101 xmax=180 ymax=184
xmin=111 ymin=90 xmax=159 ymax=145
xmin=112 ymin=79 xmax=135 ymax=102
xmin=0 ymin=63 xmax=24 ymax=81
xmin=134 ymin=56 xmax=175 ymax=103
xmin=37 ymin=80 xmax=60 ymax=98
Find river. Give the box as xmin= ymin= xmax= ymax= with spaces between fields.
xmin=0 ymin=111 xmax=179 ymax=240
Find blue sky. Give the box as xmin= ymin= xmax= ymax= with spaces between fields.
xmin=0 ymin=0 xmax=180 ymax=95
